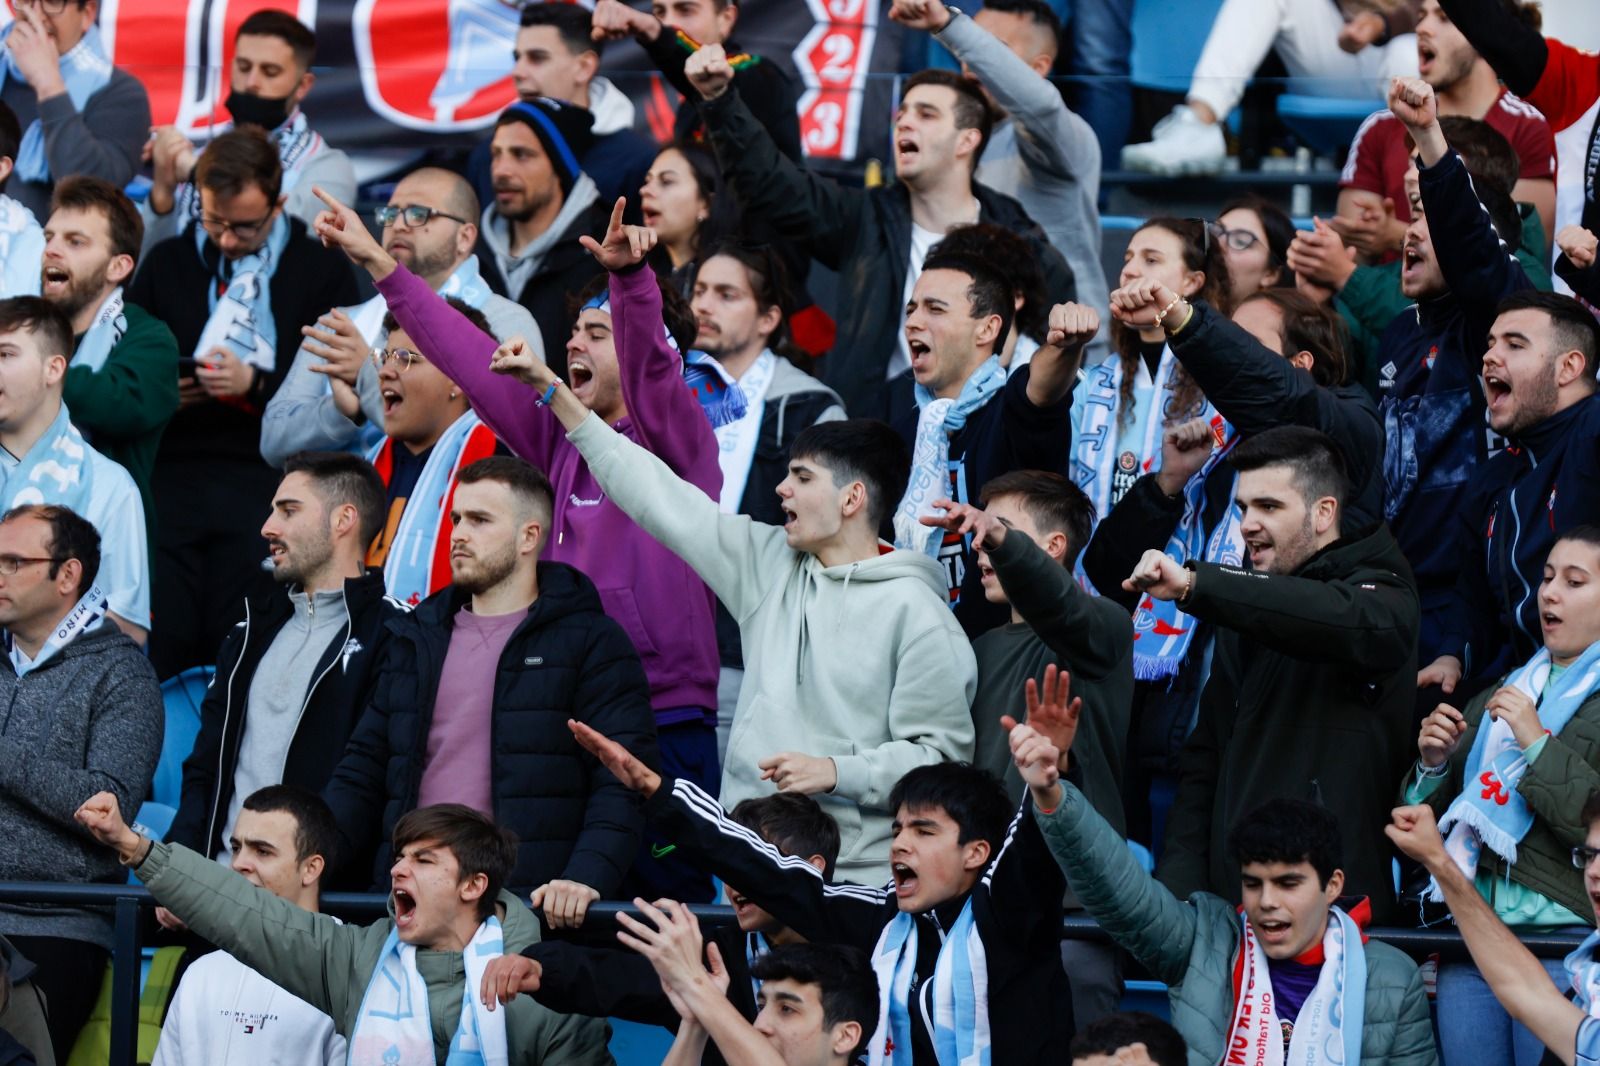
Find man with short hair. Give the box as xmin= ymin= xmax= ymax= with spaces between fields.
xmin=261 ymin=167 xmax=537 ymax=468
xmin=0 ymin=503 xmax=161 ymax=1059
xmin=1435 ymin=290 xmax=1600 ymax=689
xmin=476 ymin=99 xmax=608 ymax=370
xmin=323 ymin=455 xmax=659 ymax=921
xmin=507 ymin=320 xmax=976 ymax=880
xmin=590 ymin=0 xmax=802 ymax=161
xmin=1337 ymin=0 xmax=1554 ymax=259
xmin=42 ymin=176 xmax=179 ymax=551
xmin=154 ymin=786 xmax=347 ymax=1065
xmin=1035 ymin=698 xmax=1437 ymax=1066
xmin=130 ymin=128 xmax=359 ymax=678
xmin=689 ymin=243 xmax=843 ymax=747
xmin=467 ymin=3 xmax=656 ymax=211
xmin=0 ymin=296 xmax=148 ymax=640
xmin=0 ymin=100 xmax=43 ymax=299
xmin=680 ymin=46 xmax=1073 ymax=416
xmin=77 ymin=795 xmax=614 ymax=1065
xmin=1127 ymin=425 xmax=1420 ymax=920
xmin=892 ymin=250 xmax=1079 ymax=634
xmin=144 ymin=8 xmax=356 ymax=244
xmin=890 ymin=0 xmax=1107 ymax=349
xmin=1070 ymin=1012 xmax=1187 ymax=1066
xmin=0 ymin=0 xmax=151 ymax=220
xmin=167 ymin=453 xmax=405 ymax=881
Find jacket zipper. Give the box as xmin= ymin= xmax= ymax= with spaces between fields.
xmin=204 ymin=601 xmax=253 ymax=857
xmin=278 ymin=605 xmax=353 ymax=784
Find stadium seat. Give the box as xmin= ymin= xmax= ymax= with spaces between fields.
xmin=1130 ymin=0 xmax=1226 ymax=94
xmin=152 ymin=667 xmax=211 ymax=810
xmin=609 ymin=1017 xmax=675 ymax=1065
xmin=1276 ymin=94 xmax=1383 ymax=157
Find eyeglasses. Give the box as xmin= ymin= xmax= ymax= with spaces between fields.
xmin=201 ymin=212 xmax=275 ymax=242
xmin=13 ymin=0 xmax=77 ymax=14
xmin=371 ymin=347 xmax=426 ymax=372
xmin=1212 ymin=226 xmax=1263 ymax=253
xmin=1572 ymin=846 xmax=1600 ymax=870
xmin=374 ymin=204 xmax=470 ymax=229
xmin=0 ymin=555 xmax=57 ymax=576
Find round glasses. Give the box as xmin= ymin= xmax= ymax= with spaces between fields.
xmin=371 ymin=347 xmax=426 ymax=372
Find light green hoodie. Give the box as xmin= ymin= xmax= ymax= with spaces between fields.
xmin=568 ymin=413 xmax=977 ymax=884
xmin=137 ymin=841 xmax=614 ymax=1065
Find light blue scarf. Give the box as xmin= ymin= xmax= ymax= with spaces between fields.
xmin=868 ymin=898 xmax=989 ymax=1066
xmin=0 ymin=23 xmax=112 ymax=182
xmin=6 ymin=582 xmax=107 ymax=676
xmin=1229 ymin=906 xmax=1365 ymax=1066
xmin=349 ymin=915 xmax=507 ymax=1066
xmin=1564 ymin=930 xmax=1600 ymax=1020
xmin=2 ymin=404 xmax=100 ymax=515
xmin=1433 ymin=642 xmax=1600 ymax=895
xmin=1070 ymin=348 xmax=1178 ymax=528
xmin=0 ymin=194 xmax=43 ymax=297
xmin=583 ymin=288 xmax=748 ymax=429
xmin=894 ymin=356 xmax=1007 ymax=556
xmin=192 ymin=212 xmax=289 ymax=370
xmin=73 ymin=287 xmax=126 ymax=374
xmin=1129 ymin=417 xmax=1241 ymax=680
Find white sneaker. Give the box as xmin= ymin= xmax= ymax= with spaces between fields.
xmin=1120 ymin=105 xmax=1228 ymax=175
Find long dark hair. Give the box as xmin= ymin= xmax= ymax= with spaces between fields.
xmin=649 ymin=140 xmax=740 ymax=266
xmin=1219 ymin=194 xmax=1296 ymax=291
xmin=1111 ymin=217 xmax=1232 ymax=429
xmin=692 ymin=240 xmax=813 ymax=369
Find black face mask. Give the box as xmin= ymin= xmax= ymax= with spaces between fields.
xmin=225 ymin=90 xmax=292 ymax=130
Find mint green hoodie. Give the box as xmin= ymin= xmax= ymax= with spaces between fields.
xmin=568 ymin=413 xmax=977 ymax=884
xmin=137 ymin=841 xmax=614 ymax=1065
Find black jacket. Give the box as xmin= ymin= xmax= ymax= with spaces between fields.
xmin=1156 ymin=524 xmax=1420 ymax=924
xmin=1082 ymin=300 xmax=1386 ymax=607
xmin=523 ymin=926 xmax=763 ymax=1066
xmin=474 ymin=199 xmax=612 ymax=381
xmin=697 ymin=88 xmax=1075 ymax=418
xmin=644 ymin=775 xmax=1075 ymax=1064
xmin=1441 ymin=392 xmax=1600 ymax=684
xmin=322 ymin=563 xmax=659 ymax=894
xmin=168 ymin=571 xmax=406 ymax=865
xmin=127 ymin=217 xmax=361 ymax=465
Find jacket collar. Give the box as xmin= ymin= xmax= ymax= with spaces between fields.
xmin=1507 ymin=390 xmax=1597 ymax=462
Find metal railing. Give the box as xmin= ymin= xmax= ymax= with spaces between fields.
xmin=1 ymin=881 xmax=1586 ymax=1066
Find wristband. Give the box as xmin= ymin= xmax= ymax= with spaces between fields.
xmin=1177 ymin=566 xmax=1196 ymax=605
xmin=536 ymin=379 xmax=563 ymax=407
xmin=1166 ymin=303 xmax=1197 ymax=337
xmin=1415 ymin=758 xmax=1448 ymax=779
xmin=1153 ymin=293 xmax=1185 ymax=329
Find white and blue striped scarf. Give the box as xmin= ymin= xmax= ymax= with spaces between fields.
xmin=894 ymin=357 xmax=1007 ymax=557
xmin=73 ymin=287 xmax=126 ymax=375
xmin=0 ymin=23 xmax=112 ymax=182
xmin=0 ymin=194 xmax=42 ymax=297
xmin=193 ymin=212 xmax=289 ymax=371
xmin=1070 ymin=349 xmax=1177 ymax=531
xmin=1229 ymin=906 xmax=1365 ymax=1066
xmin=1433 ymin=642 xmax=1600 ymax=897
xmin=868 ymin=898 xmax=989 ymax=1066
xmin=349 ymin=915 xmax=507 ymax=1066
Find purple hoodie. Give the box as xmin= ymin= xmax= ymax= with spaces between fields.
xmin=375 ymin=262 xmax=722 ymax=722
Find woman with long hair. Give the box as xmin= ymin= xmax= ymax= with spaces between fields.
xmin=640 ymin=141 xmax=735 ymax=286
xmin=1215 ymin=194 xmax=1296 ymax=306
xmin=1070 ymin=217 xmax=1232 ymax=528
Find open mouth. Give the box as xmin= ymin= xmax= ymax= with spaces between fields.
xmin=895 ymin=137 xmax=920 ymax=165
xmin=1256 ymin=918 xmax=1291 ymax=943
xmin=568 ymin=361 xmax=594 ymax=392
xmin=781 ymin=504 xmax=798 ymax=528
xmin=1482 ymin=374 xmax=1511 ymax=410
xmin=978 ymin=563 xmax=995 ymax=582
xmin=907 ymin=338 xmax=931 ymax=368
xmin=1402 ymin=244 xmax=1425 ymax=270
xmin=891 ymin=862 xmax=919 ymax=899
xmin=1542 ymin=611 xmax=1562 ymax=630
xmin=382 ymin=387 xmax=403 ymax=415
xmin=1245 ymin=540 xmax=1272 ymax=567
xmin=393 ymin=887 xmax=416 ymax=927
xmin=266 ymin=541 xmax=287 ymax=564
xmin=1418 ymin=42 xmax=1436 ymax=73
xmin=641 ymin=207 xmax=661 ymax=227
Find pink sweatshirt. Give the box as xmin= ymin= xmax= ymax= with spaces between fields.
xmin=375 ymin=262 xmax=722 ymax=721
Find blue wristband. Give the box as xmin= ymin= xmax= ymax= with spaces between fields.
xmin=537 ymin=379 xmax=562 ymax=407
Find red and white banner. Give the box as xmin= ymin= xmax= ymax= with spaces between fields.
xmin=792 ymin=0 xmax=878 ymax=161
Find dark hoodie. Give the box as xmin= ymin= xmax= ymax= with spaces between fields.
xmin=321 ymin=562 xmax=659 ymax=893
xmin=1156 ymin=524 xmax=1421 ymax=924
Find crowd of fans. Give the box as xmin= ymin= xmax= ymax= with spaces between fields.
xmin=1 ymin=0 xmax=1600 ymax=1063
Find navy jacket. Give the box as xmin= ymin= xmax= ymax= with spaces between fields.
xmin=893 ymin=364 xmax=1074 ymax=637
xmin=1377 ymin=150 xmax=1533 ymax=628
xmin=1441 ymin=393 xmax=1600 ymax=681
xmin=321 ymin=563 xmax=659 ymax=894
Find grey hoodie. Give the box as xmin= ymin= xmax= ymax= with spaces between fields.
xmin=479 ymin=174 xmax=601 ymax=298
xmin=0 ymin=621 xmax=162 ymax=948
xmin=568 ymin=412 xmax=976 ymax=885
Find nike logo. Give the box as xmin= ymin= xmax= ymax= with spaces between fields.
xmin=650 ymin=844 xmax=677 ymax=859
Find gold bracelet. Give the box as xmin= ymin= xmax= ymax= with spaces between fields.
xmin=1166 ymin=303 xmax=1196 ymax=337
xmin=1178 ymin=567 xmax=1196 ymax=605
xmin=1152 ymin=293 xmax=1184 ymax=328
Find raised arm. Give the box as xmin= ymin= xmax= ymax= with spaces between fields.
xmin=688 ymin=46 xmax=866 ymax=267
xmin=308 ymin=186 xmax=559 ymax=466
xmin=1389 ymin=804 xmax=1586 ymax=1065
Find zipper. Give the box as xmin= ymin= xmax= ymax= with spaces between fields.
xmin=1506 ymin=450 xmax=1538 ymax=648
xmin=204 ymin=601 xmax=253 ymax=857
xmin=278 ymin=601 xmax=352 ymax=784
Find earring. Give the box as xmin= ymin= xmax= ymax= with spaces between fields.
xmin=449 ymin=390 xmax=458 ymax=400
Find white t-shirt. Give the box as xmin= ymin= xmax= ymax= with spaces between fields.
xmin=890 ymin=222 xmax=946 ymax=381
xmin=153 ymin=947 xmax=345 ymax=1066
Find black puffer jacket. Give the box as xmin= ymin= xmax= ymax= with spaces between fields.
xmin=322 ymin=563 xmax=659 ymax=894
